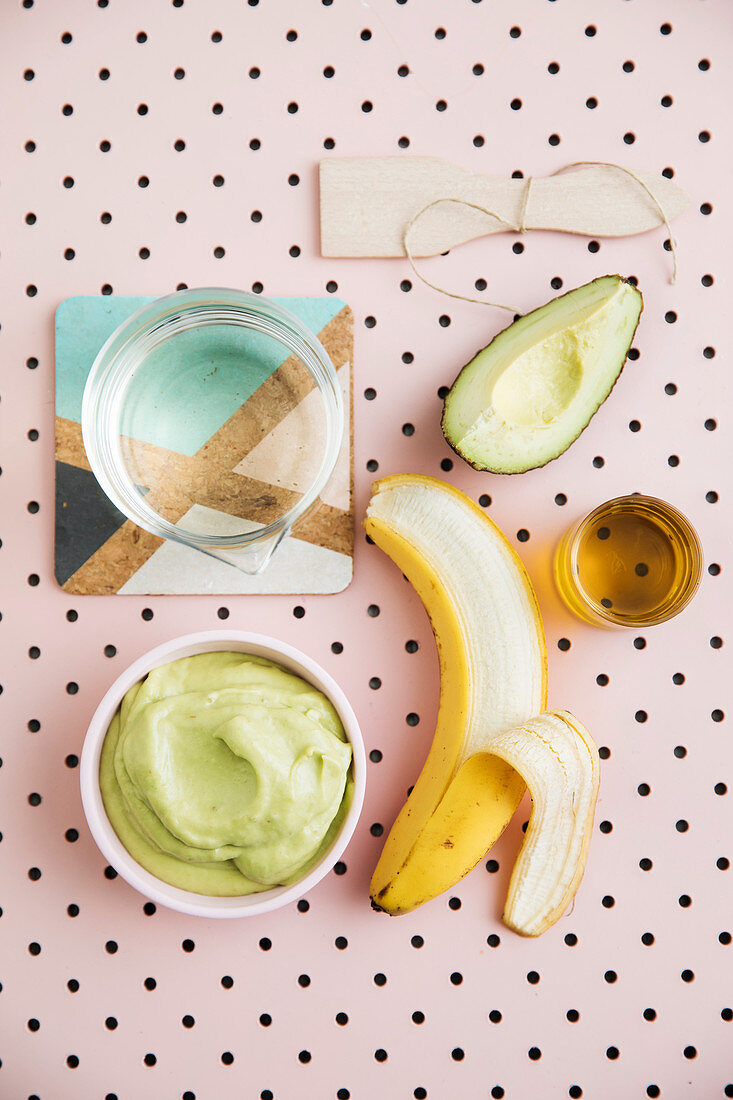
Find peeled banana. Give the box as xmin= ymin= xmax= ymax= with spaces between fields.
xmin=366 ymin=475 xmax=599 ymax=935
xmin=366 ymin=475 xmax=547 ymax=914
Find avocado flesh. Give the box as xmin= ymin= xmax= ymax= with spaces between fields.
xmin=442 ymin=275 xmax=643 ymax=474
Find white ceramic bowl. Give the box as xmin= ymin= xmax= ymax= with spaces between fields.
xmin=80 ymin=630 xmax=366 ymax=918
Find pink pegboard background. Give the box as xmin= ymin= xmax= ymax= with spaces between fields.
xmin=1 ymin=1 xmax=732 ymax=1098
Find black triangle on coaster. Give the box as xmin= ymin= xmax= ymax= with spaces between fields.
xmin=54 ymin=461 xmax=131 ymax=587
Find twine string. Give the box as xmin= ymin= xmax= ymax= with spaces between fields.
xmin=553 ymin=160 xmax=679 ymax=283
xmin=402 ymin=161 xmax=678 ymax=312
xmin=403 ymin=198 xmax=522 ymax=313
xmin=516 ymin=175 xmax=533 ymax=234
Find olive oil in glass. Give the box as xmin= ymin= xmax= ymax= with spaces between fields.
xmin=554 ymin=495 xmax=703 ymax=627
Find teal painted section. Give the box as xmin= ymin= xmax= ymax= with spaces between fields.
xmin=275 ymin=297 xmax=345 ymax=338
xmin=55 ymin=295 xmax=345 ymax=456
xmin=56 ymin=297 xmax=151 ymax=425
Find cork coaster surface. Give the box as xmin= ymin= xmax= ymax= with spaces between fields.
xmin=54 ymin=296 xmax=354 ymax=595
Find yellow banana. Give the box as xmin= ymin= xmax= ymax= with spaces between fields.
xmin=366 ymin=475 xmax=548 ymax=914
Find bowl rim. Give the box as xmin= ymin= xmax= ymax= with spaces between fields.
xmin=80 ymin=630 xmax=366 ymax=918
xmin=80 ymin=287 xmax=345 ymax=552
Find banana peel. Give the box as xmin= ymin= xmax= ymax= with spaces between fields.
xmin=373 ymin=751 xmax=524 ymax=914
xmin=366 ymin=475 xmax=599 ymax=935
xmin=486 ymin=710 xmax=600 ymax=936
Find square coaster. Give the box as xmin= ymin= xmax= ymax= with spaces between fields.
xmin=54 ymin=296 xmax=354 ymax=595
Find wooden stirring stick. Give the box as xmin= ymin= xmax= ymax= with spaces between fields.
xmin=319 ymin=157 xmax=689 ymax=258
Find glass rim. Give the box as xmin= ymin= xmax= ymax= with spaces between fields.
xmin=565 ymin=493 xmax=704 ymax=627
xmin=81 ymin=287 xmax=345 ymax=551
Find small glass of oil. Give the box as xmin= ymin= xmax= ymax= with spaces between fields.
xmin=554 ymin=494 xmax=703 ymax=628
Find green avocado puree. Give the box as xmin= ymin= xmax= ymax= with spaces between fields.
xmin=99 ymin=652 xmax=353 ymax=896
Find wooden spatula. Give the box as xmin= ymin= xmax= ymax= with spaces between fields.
xmin=319 ymin=157 xmax=688 ymax=258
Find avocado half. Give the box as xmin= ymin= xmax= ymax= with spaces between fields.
xmin=441 ymin=275 xmax=643 ymax=474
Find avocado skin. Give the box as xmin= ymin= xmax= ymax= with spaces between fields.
xmin=441 ymin=275 xmax=643 ymax=475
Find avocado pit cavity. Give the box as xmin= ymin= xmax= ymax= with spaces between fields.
xmin=491 ymin=333 xmax=583 ymax=427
